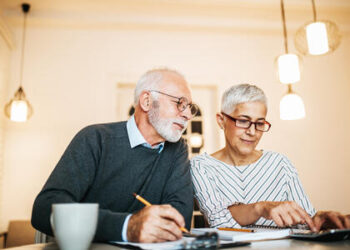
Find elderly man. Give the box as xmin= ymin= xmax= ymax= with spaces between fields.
xmin=31 ymin=68 xmax=198 ymax=243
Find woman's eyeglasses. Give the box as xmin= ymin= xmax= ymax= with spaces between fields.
xmin=221 ymin=112 xmax=271 ymax=132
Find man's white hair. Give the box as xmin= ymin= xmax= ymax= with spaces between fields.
xmin=221 ymin=84 xmax=267 ymax=114
xmin=134 ymin=68 xmax=185 ymax=105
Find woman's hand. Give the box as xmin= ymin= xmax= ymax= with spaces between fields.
xmin=313 ymin=211 xmax=350 ymax=231
xmin=228 ymin=201 xmax=316 ymax=231
xmin=257 ymin=201 xmax=316 ymax=231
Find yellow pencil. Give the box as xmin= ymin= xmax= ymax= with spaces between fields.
xmin=218 ymin=227 xmax=254 ymax=233
xmin=132 ymin=193 xmax=189 ymax=233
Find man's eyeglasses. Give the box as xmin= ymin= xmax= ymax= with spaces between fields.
xmin=150 ymin=90 xmax=199 ymax=117
xmin=221 ymin=112 xmax=271 ymax=132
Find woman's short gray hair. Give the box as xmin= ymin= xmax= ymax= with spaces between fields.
xmin=221 ymin=84 xmax=267 ymax=114
xmin=134 ymin=68 xmax=184 ymax=105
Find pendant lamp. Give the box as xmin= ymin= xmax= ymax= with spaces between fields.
xmin=4 ymin=3 xmax=33 ymax=122
xmin=276 ymin=0 xmax=301 ymax=84
xmin=294 ymin=0 xmax=341 ymax=56
xmin=280 ymin=84 xmax=306 ymax=120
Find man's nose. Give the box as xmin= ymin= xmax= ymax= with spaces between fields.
xmin=181 ymin=105 xmax=192 ymax=120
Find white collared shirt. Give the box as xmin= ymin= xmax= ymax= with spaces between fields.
xmin=126 ymin=115 xmax=164 ymax=153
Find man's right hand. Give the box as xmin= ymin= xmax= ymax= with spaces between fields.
xmin=126 ymin=204 xmax=185 ymax=243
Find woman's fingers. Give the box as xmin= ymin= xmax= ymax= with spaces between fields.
xmin=264 ymin=201 xmax=315 ymax=229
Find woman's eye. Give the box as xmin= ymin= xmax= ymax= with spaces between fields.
xmin=237 ymin=120 xmax=250 ymax=124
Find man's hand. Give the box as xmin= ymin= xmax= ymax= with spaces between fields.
xmin=313 ymin=211 xmax=350 ymax=231
xmin=259 ymin=201 xmax=316 ymax=231
xmin=126 ymin=204 xmax=185 ymax=243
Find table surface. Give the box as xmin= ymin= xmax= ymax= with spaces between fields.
xmin=6 ymin=239 xmax=350 ymax=250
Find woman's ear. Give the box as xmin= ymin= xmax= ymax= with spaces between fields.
xmin=216 ymin=113 xmax=224 ymax=130
xmin=139 ymin=91 xmax=151 ymax=111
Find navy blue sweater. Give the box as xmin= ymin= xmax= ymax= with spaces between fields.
xmin=31 ymin=121 xmax=193 ymax=242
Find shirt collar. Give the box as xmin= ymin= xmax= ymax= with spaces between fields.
xmin=126 ymin=115 xmax=164 ymax=153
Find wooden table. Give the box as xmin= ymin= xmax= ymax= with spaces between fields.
xmin=6 ymin=239 xmax=350 ymax=250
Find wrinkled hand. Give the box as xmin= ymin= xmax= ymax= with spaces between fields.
xmin=313 ymin=211 xmax=350 ymax=231
xmin=259 ymin=201 xmax=316 ymax=231
xmin=127 ymin=204 xmax=185 ymax=243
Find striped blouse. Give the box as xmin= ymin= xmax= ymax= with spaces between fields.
xmin=190 ymin=151 xmax=316 ymax=228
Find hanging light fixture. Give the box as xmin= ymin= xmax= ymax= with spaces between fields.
xmin=295 ymin=0 xmax=341 ymax=56
xmin=280 ymin=84 xmax=306 ymax=120
xmin=4 ymin=3 xmax=33 ymax=122
xmin=276 ymin=0 xmax=301 ymax=84
xmin=189 ymin=133 xmax=204 ymax=148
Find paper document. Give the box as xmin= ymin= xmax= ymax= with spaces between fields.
xmin=110 ymin=234 xmax=220 ymax=250
xmin=110 ymin=235 xmax=251 ymax=249
xmin=110 ymin=239 xmax=186 ymax=249
xmin=191 ymin=227 xmax=291 ymax=242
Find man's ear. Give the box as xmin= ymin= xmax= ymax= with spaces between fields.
xmin=216 ymin=113 xmax=224 ymax=130
xmin=139 ymin=91 xmax=151 ymax=111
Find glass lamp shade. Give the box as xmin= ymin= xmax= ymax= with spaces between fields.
xmin=189 ymin=133 xmax=203 ymax=148
xmin=295 ymin=20 xmax=341 ymax=56
xmin=276 ymin=53 xmax=301 ymax=84
xmin=4 ymin=87 xmax=33 ymax=122
xmin=280 ymin=92 xmax=305 ymax=120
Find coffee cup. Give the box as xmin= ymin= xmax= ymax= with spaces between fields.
xmin=51 ymin=203 xmax=98 ymax=250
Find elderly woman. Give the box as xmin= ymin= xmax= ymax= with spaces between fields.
xmin=191 ymin=84 xmax=350 ymax=231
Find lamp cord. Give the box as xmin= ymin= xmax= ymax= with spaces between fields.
xmin=19 ymin=10 xmax=28 ymax=88
xmin=311 ymin=0 xmax=317 ymax=22
xmin=280 ymin=0 xmax=289 ymax=53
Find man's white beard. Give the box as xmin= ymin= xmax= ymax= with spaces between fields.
xmin=148 ymin=101 xmax=187 ymax=142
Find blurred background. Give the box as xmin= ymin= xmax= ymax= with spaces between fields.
xmin=0 ymin=0 xmax=349 ymax=232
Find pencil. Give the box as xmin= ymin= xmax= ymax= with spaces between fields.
xmin=132 ymin=193 xmax=189 ymax=233
xmin=218 ymin=227 xmax=254 ymax=233
xmin=133 ymin=193 xmax=152 ymax=206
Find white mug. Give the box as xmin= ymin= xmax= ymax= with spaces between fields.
xmin=51 ymin=203 xmax=99 ymax=250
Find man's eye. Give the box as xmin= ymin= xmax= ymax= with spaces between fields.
xmin=179 ymin=102 xmax=187 ymax=109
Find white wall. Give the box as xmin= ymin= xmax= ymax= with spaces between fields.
xmin=0 ymin=1 xmax=350 ymax=230
xmin=0 ymin=15 xmax=12 ymax=230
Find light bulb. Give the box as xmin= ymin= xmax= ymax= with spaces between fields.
xmin=306 ymin=22 xmax=329 ymax=55
xmin=280 ymin=93 xmax=305 ymax=120
xmin=10 ymin=100 xmax=28 ymax=122
xmin=277 ymin=54 xmax=301 ymax=84
xmin=189 ymin=133 xmax=203 ymax=148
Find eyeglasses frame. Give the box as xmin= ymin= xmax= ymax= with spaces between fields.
xmin=221 ymin=112 xmax=271 ymax=132
xmin=149 ymin=90 xmax=199 ymax=116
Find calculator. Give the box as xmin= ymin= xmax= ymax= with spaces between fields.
xmin=290 ymin=229 xmax=350 ymax=242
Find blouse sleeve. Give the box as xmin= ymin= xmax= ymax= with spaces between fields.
xmin=283 ymin=156 xmax=317 ymax=217
xmin=190 ymin=156 xmax=241 ymax=228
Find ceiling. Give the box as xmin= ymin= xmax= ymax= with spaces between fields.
xmin=0 ymin=0 xmax=349 ymax=33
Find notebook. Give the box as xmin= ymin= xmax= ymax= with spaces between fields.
xmin=192 ymin=226 xmax=350 ymax=242
xmin=191 ymin=227 xmax=291 ymax=242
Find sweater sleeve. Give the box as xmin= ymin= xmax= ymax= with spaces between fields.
xmin=190 ymin=156 xmax=240 ymax=228
xmin=31 ymin=126 xmax=129 ymax=242
xmin=160 ymin=139 xmax=193 ymax=230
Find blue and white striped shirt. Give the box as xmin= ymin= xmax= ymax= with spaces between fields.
xmin=190 ymin=151 xmax=316 ymax=228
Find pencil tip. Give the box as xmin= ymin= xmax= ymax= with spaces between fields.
xmin=133 ymin=193 xmax=137 ymax=197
